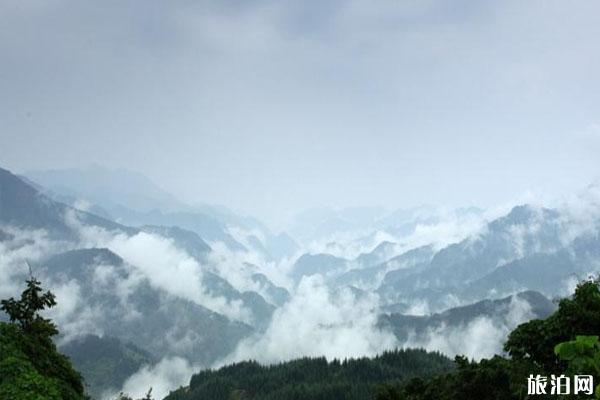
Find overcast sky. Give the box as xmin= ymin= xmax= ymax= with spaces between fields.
xmin=1 ymin=0 xmax=599 ymax=224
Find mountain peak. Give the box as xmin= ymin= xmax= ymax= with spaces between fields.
xmin=0 ymin=166 xmax=133 ymax=239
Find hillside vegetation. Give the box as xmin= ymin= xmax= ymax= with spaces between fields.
xmin=165 ymin=349 xmax=454 ymax=400
xmin=376 ymin=279 xmax=600 ymax=399
xmin=0 ymin=277 xmax=85 ymax=400
xmin=162 ymin=279 xmax=600 ymax=400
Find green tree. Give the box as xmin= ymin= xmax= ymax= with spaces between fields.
xmin=0 ymin=276 xmax=85 ymax=399
xmin=505 ymin=279 xmax=600 ymax=371
xmin=1 ymin=275 xmax=58 ymax=337
xmin=555 ymin=335 xmax=600 ymax=398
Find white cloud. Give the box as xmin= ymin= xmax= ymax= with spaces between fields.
xmin=0 ymin=225 xmax=70 ymax=299
xmin=43 ymin=279 xmax=104 ymax=344
xmin=220 ymin=275 xmax=397 ymax=365
xmin=69 ymin=213 xmax=256 ymax=324
xmin=403 ymin=295 xmax=535 ymax=360
xmin=110 ymin=357 xmax=196 ymax=400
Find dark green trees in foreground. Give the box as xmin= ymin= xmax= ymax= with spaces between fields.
xmin=376 ymin=279 xmax=600 ymax=400
xmin=3 ymin=276 xmax=600 ymax=400
xmin=165 ymin=349 xmax=454 ymax=400
xmin=0 ymin=276 xmax=85 ymax=399
xmin=166 ymin=279 xmax=600 ymax=400
xmin=0 ymin=276 xmax=156 ymax=400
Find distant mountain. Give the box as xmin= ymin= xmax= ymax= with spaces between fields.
xmin=26 ymin=166 xmax=299 ymax=258
xmin=8 ymin=162 xmax=600 ymax=398
xmin=60 ymin=334 xmax=156 ymax=400
xmin=27 ymin=165 xmax=185 ymax=213
xmin=288 ymin=206 xmax=387 ymax=244
xmin=102 ymin=205 xmax=296 ymax=259
xmin=373 ymin=205 xmax=441 ymax=237
xmin=245 ymin=234 xmax=273 ymax=260
xmin=141 ymin=225 xmax=212 ymax=262
xmin=173 ymin=203 xmax=299 ymax=260
xmin=104 ymin=207 xmax=248 ymax=252
xmin=287 ymin=206 xmax=484 ymax=263
xmin=0 ymin=167 xmax=134 ymax=240
xmin=43 ymin=246 xmax=276 ymax=330
xmin=40 ymin=248 xmax=254 ymax=366
xmin=1 ymin=166 xmax=291 ymax=397
xmin=372 ymin=201 xmax=600 ymax=312
xmin=339 ymin=245 xmax=434 ymax=290
xmin=376 ymin=205 xmax=573 ymax=307
xmin=462 ymin=229 xmax=600 ymax=300
xmin=379 ymin=245 xmax=435 ymax=278
xmin=354 ymin=241 xmax=398 ymax=268
xmin=18 ymin=173 xmax=116 ymax=220
xmin=291 ymin=253 xmax=348 ymax=282
xmin=1 ymin=167 xmax=232 ymax=269
xmin=263 ymin=232 xmax=299 ymax=261
xmin=379 ymin=291 xmax=556 ymax=343
xmin=1 ymin=166 xmax=278 ymax=325
xmin=374 ymin=206 xmax=484 ymax=238
xmin=199 ymin=270 xmax=276 ymax=330
xmin=251 ymin=273 xmax=290 ymax=307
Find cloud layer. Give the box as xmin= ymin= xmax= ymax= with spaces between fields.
xmin=221 ymin=275 xmax=397 ymax=364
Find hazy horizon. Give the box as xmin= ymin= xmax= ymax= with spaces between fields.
xmin=1 ymin=162 xmax=593 ymax=232
xmin=2 ymin=0 xmax=600 ymax=225
xmin=2 ymin=3 xmax=600 ymax=399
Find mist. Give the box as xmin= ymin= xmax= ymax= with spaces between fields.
xmin=1 ymin=2 xmax=600 ymax=399
xmin=1 ymin=1 xmax=600 ymax=225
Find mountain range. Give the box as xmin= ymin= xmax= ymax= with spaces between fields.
xmin=2 ymin=164 xmax=599 ymax=398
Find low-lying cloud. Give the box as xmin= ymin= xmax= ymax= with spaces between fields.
xmin=220 ymin=275 xmax=397 ymax=365
xmin=74 ymin=219 xmax=255 ymax=324
xmin=105 ymin=357 xmax=197 ymax=400
xmin=403 ymin=296 xmax=535 ymax=360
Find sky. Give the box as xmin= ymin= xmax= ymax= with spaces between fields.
xmin=1 ymin=0 xmax=600 ymax=224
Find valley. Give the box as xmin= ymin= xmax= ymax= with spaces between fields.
xmin=2 ymin=165 xmax=600 ymax=398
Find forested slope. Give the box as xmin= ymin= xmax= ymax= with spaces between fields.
xmin=376 ymin=279 xmax=600 ymax=399
xmin=165 ymin=349 xmax=454 ymax=400
xmin=0 ymin=278 xmax=85 ymax=400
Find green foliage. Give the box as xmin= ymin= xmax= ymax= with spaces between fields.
xmin=377 ymin=355 xmax=543 ymax=400
xmin=0 ymin=331 xmax=62 ymax=400
xmin=0 ymin=278 xmax=85 ymax=400
xmin=555 ymin=335 xmax=600 ymax=375
xmin=555 ymin=335 xmax=600 ymax=398
xmin=505 ymin=279 xmax=600 ymax=371
xmin=165 ymin=349 xmax=454 ymax=400
xmin=3 ymin=272 xmax=598 ymax=400
xmin=376 ymin=279 xmax=600 ymax=400
xmin=0 ymin=322 xmax=84 ymax=400
xmin=1 ymin=276 xmax=58 ymax=337
xmin=163 ymin=279 xmax=600 ymax=400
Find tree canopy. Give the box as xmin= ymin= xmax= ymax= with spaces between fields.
xmin=377 ymin=279 xmax=600 ymax=400
xmin=0 ymin=276 xmax=85 ymax=400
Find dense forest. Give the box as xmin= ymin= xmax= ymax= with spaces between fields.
xmin=165 ymin=349 xmax=453 ymax=400
xmin=164 ymin=279 xmax=600 ymax=400
xmin=2 ymin=276 xmax=600 ymax=399
xmin=375 ymin=279 xmax=600 ymax=400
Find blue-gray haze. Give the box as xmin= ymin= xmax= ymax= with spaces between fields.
xmin=1 ymin=0 xmax=599 ymax=225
